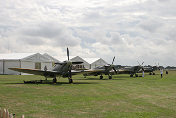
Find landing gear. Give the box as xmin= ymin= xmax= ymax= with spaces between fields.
xmin=108 ymin=75 xmax=112 ymax=79
xmin=53 ymin=77 xmax=57 ymax=83
xmin=130 ymin=74 xmax=133 ymax=77
xmin=68 ymin=78 xmax=73 ymax=83
xmin=149 ymin=72 xmax=155 ymax=75
xmin=45 ymin=76 xmax=47 ymax=80
xmin=135 ymin=74 xmax=138 ymax=77
xmin=100 ymin=75 xmax=103 ymax=79
xmin=68 ymin=68 xmax=73 ymax=84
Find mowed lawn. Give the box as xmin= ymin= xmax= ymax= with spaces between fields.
xmin=0 ymin=71 xmax=176 ymax=118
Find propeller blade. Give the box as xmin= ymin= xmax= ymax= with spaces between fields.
xmin=112 ymin=67 xmax=117 ymax=74
xmin=141 ymin=62 xmax=144 ymax=65
xmin=72 ymin=61 xmax=83 ymax=64
xmin=67 ymin=47 xmax=69 ymax=61
xmin=112 ymin=56 xmax=115 ymax=64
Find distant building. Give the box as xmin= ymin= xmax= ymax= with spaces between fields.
xmin=0 ymin=53 xmax=59 ymax=75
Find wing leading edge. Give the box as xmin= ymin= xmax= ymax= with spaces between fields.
xmin=9 ymin=68 xmax=60 ymax=77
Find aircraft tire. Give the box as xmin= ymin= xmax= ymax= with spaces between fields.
xmin=109 ymin=75 xmax=112 ymax=79
xmin=135 ymin=74 xmax=138 ymax=77
xmin=153 ymin=73 xmax=155 ymax=75
xmin=69 ymin=79 xmax=73 ymax=83
xmin=149 ymin=72 xmax=152 ymax=75
xmin=53 ymin=77 xmax=57 ymax=83
xmin=100 ymin=75 xmax=103 ymax=79
xmin=130 ymin=74 xmax=133 ymax=77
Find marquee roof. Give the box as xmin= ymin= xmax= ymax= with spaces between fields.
xmin=0 ymin=53 xmax=36 ymax=60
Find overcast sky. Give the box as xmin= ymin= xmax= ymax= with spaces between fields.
xmin=0 ymin=0 xmax=176 ymax=66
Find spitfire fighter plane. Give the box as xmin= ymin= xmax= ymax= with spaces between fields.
xmin=9 ymin=48 xmax=83 ymax=83
xmin=117 ymin=62 xmax=144 ymax=77
xmin=142 ymin=64 xmax=159 ymax=75
xmin=83 ymin=57 xmax=117 ymax=79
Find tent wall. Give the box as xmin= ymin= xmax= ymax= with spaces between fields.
xmin=70 ymin=56 xmax=90 ymax=69
xmin=20 ymin=61 xmax=35 ymax=75
xmin=21 ymin=61 xmax=53 ymax=75
xmin=0 ymin=60 xmax=3 ymax=74
xmin=0 ymin=53 xmax=55 ymax=75
xmin=91 ymin=58 xmax=108 ymax=69
xmin=21 ymin=61 xmax=34 ymax=69
xmin=41 ymin=62 xmax=53 ymax=71
xmin=4 ymin=60 xmax=20 ymax=75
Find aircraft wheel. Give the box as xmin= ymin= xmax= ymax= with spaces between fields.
xmin=69 ymin=78 xmax=73 ymax=83
xmin=153 ymin=73 xmax=155 ymax=75
xmin=53 ymin=77 xmax=57 ymax=83
xmin=109 ymin=75 xmax=112 ymax=79
xmin=130 ymin=74 xmax=133 ymax=77
xmin=135 ymin=74 xmax=138 ymax=77
xmin=100 ymin=75 xmax=103 ymax=79
xmin=149 ymin=72 xmax=152 ymax=75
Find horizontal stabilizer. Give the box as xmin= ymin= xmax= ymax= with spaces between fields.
xmin=72 ymin=61 xmax=83 ymax=64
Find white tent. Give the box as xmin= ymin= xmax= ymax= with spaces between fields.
xmin=70 ymin=56 xmax=90 ymax=69
xmin=56 ymin=56 xmax=89 ymax=69
xmin=0 ymin=53 xmax=57 ymax=75
xmin=55 ymin=56 xmax=108 ymax=69
xmin=83 ymin=58 xmax=108 ymax=69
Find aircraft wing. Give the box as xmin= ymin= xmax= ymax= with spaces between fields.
xmin=81 ymin=69 xmax=105 ymax=76
xmin=117 ymin=69 xmax=131 ymax=74
xmin=9 ymin=68 xmax=59 ymax=77
xmin=70 ymin=70 xmax=87 ymax=75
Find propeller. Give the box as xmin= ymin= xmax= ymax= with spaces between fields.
xmin=112 ymin=56 xmax=115 ymax=64
xmin=67 ymin=48 xmax=72 ymax=81
xmin=112 ymin=67 xmax=117 ymax=74
xmin=67 ymin=47 xmax=69 ymax=61
xmin=112 ymin=56 xmax=117 ymax=74
xmin=137 ymin=61 xmax=144 ymax=72
xmin=141 ymin=62 xmax=144 ymax=65
xmin=104 ymin=56 xmax=117 ymax=74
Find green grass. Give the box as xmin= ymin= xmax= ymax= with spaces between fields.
xmin=0 ymin=70 xmax=176 ymax=118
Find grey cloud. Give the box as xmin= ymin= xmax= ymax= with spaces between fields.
xmin=15 ymin=22 xmax=81 ymax=47
xmin=138 ymin=18 xmax=164 ymax=33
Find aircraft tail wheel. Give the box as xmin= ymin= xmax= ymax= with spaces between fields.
xmin=149 ymin=72 xmax=152 ymax=75
xmin=109 ymin=76 xmax=112 ymax=79
xmin=130 ymin=74 xmax=133 ymax=77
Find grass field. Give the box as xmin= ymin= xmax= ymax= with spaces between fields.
xmin=0 ymin=70 xmax=176 ymax=118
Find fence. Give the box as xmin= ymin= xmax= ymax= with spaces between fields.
xmin=0 ymin=108 xmax=24 ymax=118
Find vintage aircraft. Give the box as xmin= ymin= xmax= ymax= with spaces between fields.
xmin=117 ymin=62 xmax=144 ymax=77
xmin=142 ymin=63 xmax=159 ymax=75
xmin=9 ymin=48 xmax=83 ymax=83
xmin=83 ymin=57 xmax=117 ymax=79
